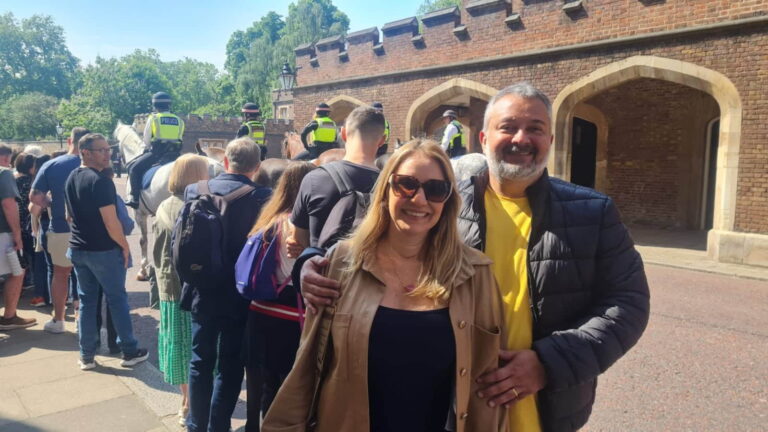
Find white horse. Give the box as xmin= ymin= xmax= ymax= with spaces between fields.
xmin=114 ymin=121 xmax=225 ymax=280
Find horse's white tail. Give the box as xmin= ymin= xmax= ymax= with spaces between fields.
xmin=114 ymin=121 xmax=144 ymax=164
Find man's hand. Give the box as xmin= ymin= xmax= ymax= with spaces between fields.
xmin=12 ymin=234 xmax=22 ymax=251
xmin=477 ymin=349 xmax=547 ymax=408
xmin=300 ymin=256 xmax=339 ymax=314
xmin=286 ymin=235 xmax=303 ymax=258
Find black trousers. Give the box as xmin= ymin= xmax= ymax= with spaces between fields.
xmin=127 ymin=152 xmax=158 ymax=200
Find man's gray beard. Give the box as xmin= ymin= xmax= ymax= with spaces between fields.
xmin=485 ymin=147 xmax=549 ymax=181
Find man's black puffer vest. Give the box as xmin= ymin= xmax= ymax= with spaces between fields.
xmin=457 ymin=170 xmax=650 ymax=432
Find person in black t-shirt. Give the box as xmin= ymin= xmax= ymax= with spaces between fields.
xmin=65 ymin=133 xmax=149 ymax=370
xmin=289 ymin=106 xmax=386 ymax=250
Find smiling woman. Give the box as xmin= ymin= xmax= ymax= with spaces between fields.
xmin=263 ymin=139 xmax=508 ymax=432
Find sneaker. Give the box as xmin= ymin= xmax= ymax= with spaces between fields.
xmin=108 ymin=346 xmax=122 ymax=355
xmin=43 ymin=319 xmax=65 ymax=333
xmin=177 ymin=407 xmax=189 ymax=426
xmin=29 ymin=296 xmax=47 ymax=307
xmin=121 ymin=348 xmax=149 ymax=367
xmin=78 ymin=359 xmax=96 ymax=370
xmin=0 ymin=315 xmax=37 ymax=330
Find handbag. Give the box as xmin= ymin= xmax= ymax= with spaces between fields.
xmin=306 ymin=304 xmax=336 ymax=431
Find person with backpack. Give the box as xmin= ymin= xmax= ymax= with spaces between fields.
xmin=152 ymin=154 xmax=210 ymax=427
xmin=237 ymin=161 xmax=315 ymax=432
xmin=288 ymin=106 xmax=385 ymax=255
xmin=177 ymin=137 xmax=271 ymax=432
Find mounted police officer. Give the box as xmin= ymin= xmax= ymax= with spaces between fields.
xmin=372 ymin=101 xmax=390 ymax=157
xmin=299 ymin=103 xmax=337 ymax=159
xmin=236 ymin=102 xmax=267 ymax=160
xmin=440 ymin=109 xmax=467 ymax=158
xmin=125 ymin=92 xmax=184 ymax=209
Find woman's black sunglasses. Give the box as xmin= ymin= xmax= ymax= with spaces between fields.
xmin=389 ymin=174 xmax=452 ymax=203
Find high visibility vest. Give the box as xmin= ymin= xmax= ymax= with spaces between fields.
xmin=244 ymin=120 xmax=265 ymax=146
xmin=449 ymin=120 xmax=467 ymax=149
xmin=150 ymin=112 xmax=184 ymax=142
xmin=384 ymin=119 xmax=390 ymax=145
xmin=308 ymin=117 xmax=337 ymax=145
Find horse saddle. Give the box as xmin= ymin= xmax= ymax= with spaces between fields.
xmin=141 ymin=161 xmax=173 ymax=190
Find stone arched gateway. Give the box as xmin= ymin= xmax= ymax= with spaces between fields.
xmin=326 ymin=94 xmax=366 ymax=126
xmin=405 ymin=78 xmax=498 ymax=151
xmin=551 ymin=55 xmax=742 ymax=262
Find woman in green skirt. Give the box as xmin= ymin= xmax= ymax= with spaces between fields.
xmin=152 ymin=154 xmax=210 ymax=426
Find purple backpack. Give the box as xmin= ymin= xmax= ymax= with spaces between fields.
xmin=235 ymin=224 xmax=291 ymax=301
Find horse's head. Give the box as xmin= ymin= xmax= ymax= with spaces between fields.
xmin=283 ymin=131 xmax=304 ymax=159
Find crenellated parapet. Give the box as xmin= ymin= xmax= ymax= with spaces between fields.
xmin=293 ymin=0 xmax=764 ymax=87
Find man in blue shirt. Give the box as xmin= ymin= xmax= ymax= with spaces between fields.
xmin=30 ymin=127 xmax=89 ymax=333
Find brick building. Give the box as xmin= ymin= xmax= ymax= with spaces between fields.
xmin=132 ymin=114 xmax=294 ymax=159
xmin=289 ymin=0 xmax=768 ymax=266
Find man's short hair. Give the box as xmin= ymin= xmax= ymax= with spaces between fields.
xmin=79 ymin=133 xmax=107 ymax=150
xmin=71 ymin=127 xmax=91 ymax=149
xmin=225 ymin=137 xmax=261 ymax=174
xmin=0 ymin=144 xmax=12 ymax=156
xmin=483 ymin=82 xmax=552 ymax=131
xmin=345 ymin=106 xmax=385 ymax=144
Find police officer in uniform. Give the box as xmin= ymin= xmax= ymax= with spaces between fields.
xmin=125 ymin=92 xmax=184 ymax=209
xmin=236 ymin=102 xmax=267 ymax=160
xmin=372 ymin=102 xmax=390 ymax=157
xmin=440 ymin=109 xmax=467 ymax=158
xmin=299 ymin=103 xmax=337 ymax=159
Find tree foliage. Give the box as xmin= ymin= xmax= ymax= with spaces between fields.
xmin=0 ymin=92 xmax=60 ymax=139
xmin=0 ymin=13 xmax=80 ymax=102
xmin=1 ymin=2 xmax=353 ymax=140
xmin=416 ymin=0 xmax=462 ymax=15
xmin=225 ymin=0 xmax=350 ymax=116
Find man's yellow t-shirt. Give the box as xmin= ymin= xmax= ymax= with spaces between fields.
xmin=484 ymin=187 xmax=542 ymax=432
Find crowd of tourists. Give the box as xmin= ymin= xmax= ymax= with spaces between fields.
xmin=0 ymin=82 xmax=650 ymax=432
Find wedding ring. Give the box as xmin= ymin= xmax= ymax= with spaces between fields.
xmin=511 ymin=387 xmax=519 ymax=398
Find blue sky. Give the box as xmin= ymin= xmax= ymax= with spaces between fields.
xmin=3 ymin=0 xmax=420 ymax=70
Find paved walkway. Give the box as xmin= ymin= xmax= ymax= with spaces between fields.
xmin=0 ymin=305 xmax=183 ymax=432
xmin=1 ymin=216 xmax=766 ymax=431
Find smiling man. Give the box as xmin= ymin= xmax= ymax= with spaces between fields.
xmin=456 ymin=82 xmax=650 ymax=431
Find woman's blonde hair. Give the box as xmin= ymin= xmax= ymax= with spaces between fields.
xmin=168 ymin=154 xmax=209 ymax=195
xmin=250 ymin=162 xmax=316 ymax=236
xmin=344 ymin=139 xmax=463 ymax=301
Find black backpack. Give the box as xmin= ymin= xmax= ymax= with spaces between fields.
xmin=172 ymin=181 xmax=255 ymax=287
xmin=316 ymin=164 xmax=372 ymax=250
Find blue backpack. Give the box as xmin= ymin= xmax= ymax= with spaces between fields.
xmin=235 ymin=224 xmax=291 ymax=301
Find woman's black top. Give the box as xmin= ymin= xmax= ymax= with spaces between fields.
xmin=368 ymin=306 xmax=455 ymax=432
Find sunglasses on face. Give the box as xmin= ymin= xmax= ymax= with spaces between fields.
xmin=389 ymin=174 xmax=452 ymax=203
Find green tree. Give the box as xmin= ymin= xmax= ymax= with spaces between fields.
xmin=0 ymin=92 xmax=59 ymax=140
xmin=0 ymin=13 xmax=80 ymax=102
xmin=78 ymin=49 xmax=170 ymax=124
xmin=162 ymin=58 xmax=220 ymax=115
xmin=56 ymin=95 xmax=113 ymax=135
xmin=416 ymin=0 xmax=462 ymax=15
xmin=225 ymin=1 xmax=350 ymax=117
